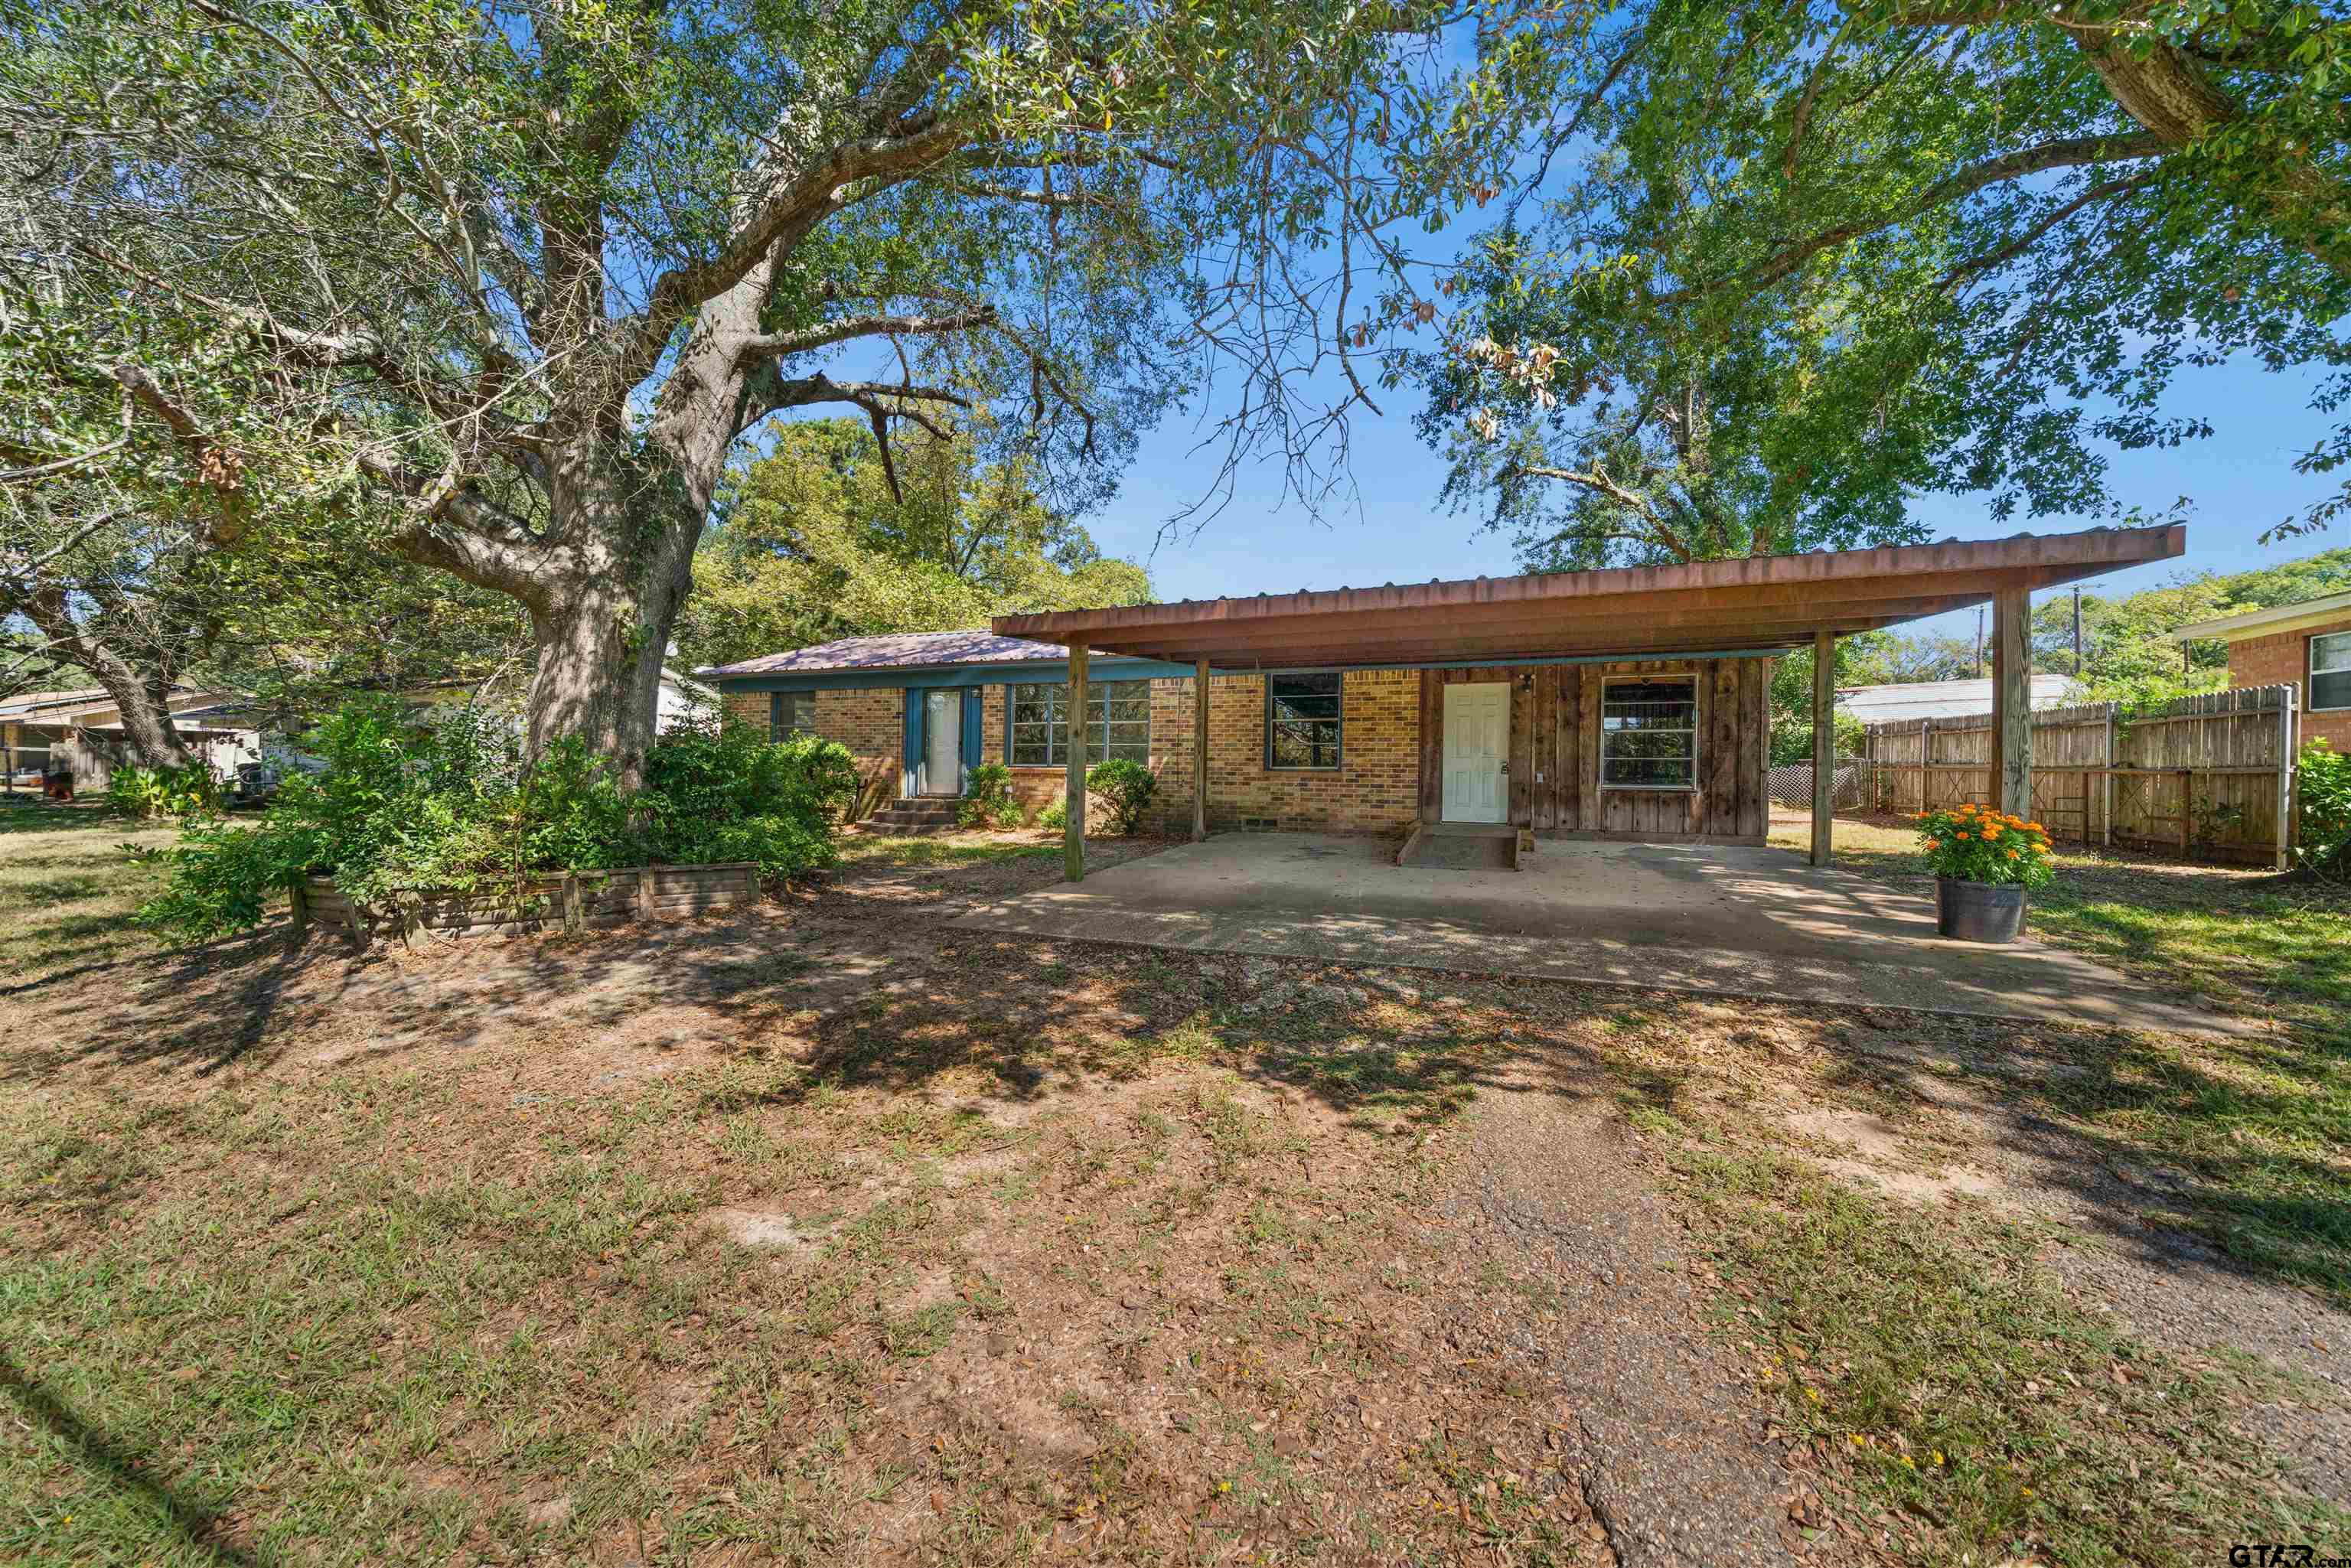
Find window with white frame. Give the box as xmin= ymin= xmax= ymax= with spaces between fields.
xmin=1600 ymin=676 xmax=1698 ymax=788
xmin=1007 ymin=680 xmax=1149 ymax=766
xmin=2314 ymin=631 xmax=2351 ymax=711
xmin=771 ymin=691 xmax=816 ymax=738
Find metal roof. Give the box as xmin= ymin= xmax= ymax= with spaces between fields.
xmin=1837 ymin=676 xmax=2083 ymax=722
xmin=699 ymin=630 xmax=1074 ymax=677
xmin=994 ymin=526 xmax=2186 ymax=668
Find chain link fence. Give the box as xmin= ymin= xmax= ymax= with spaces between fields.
xmin=1766 ymin=759 xmax=1870 ymax=810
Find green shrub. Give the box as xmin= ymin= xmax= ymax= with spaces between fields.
xmin=637 ymin=714 xmax=856 ymax=874
xmin=136 ymin=700 xmax=857 ymax=940
xmin=1085 ymin=758 xmax=1159 ymax=835
xmin=107 ymin=761 xmax=221 ymax=820
xmin=1036 ymin=797 xmax=1067 ymax=831
xmin=957 ymin=761 xmax=1021 ymax=829
xmin=2296 ymin=739 xmax=2351 ymax=881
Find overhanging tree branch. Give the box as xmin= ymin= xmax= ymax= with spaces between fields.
xmin=1657 ymin=129 xmax=2169 ymax=304
xmin=733 ymin=306 xmax=999 ymax=364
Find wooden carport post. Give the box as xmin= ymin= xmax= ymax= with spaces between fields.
xmin=1989 ymin=586 xmax=2031 ymax=816
xmin=1064 ymin=637 xmax=1088 ymax=882
xmin=1810 ymin=629 xmax=1834 ymax=866
xmin=1192 ymin=658 xmax=1209 ymax=842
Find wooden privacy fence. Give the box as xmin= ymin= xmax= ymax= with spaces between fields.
xmin=290 ymin=862 xmax=761 ymax=946
xmin=1864 ymin=685 xmax=2299 ymax=867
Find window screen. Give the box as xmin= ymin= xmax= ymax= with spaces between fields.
xmin=1266 ymin=673 xmax=1342 ymax=770
xmin=2313 ymin=631 xmax=2351 ymax=712
xmin=1007 ymin=680 xmax=1149 ymax=765
xmin=1601 ymin=677 xmax=1698 ymax=788
xmin=772 ymin=691 xmax=816 ymax=738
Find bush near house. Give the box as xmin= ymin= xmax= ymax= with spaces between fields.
xmin=2297 ymin=739 xmax=2350 ymax=882
xmin=1087 ymin=758 xmax=1159 ymax=834
xmin=956 ymin=761 xmax=1023 ymax=828
xmin=135 ymin=701 xmax=856 ymax=940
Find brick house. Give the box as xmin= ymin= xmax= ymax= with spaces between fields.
xmin=2172 ymin=588 xmax=2351 ymax=753
xmin=703 ymin=527 xmax=2187 ymax=865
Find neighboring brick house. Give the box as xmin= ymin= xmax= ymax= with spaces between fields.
xmin=2173 ymin=589 xmax=2351 ymax=753
xmin=706 ymin=630 xmax=1774 ymax=840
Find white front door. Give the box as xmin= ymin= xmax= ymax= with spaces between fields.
xmin=1441 ymin=682 xmax=1510 ymax=823
xmin=924 ymin=689 xmax=961 ymax=795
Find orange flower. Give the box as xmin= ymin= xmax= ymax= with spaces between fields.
xmin=1982 ymin=823 xmax=2001 ymax=839
xmin=1925 ymin=839 xmax=1942 ymax=850
xmin=2007 ymin=849 xmax=2020 ymax=860
xmin=2028 ymin=822 xmax=2045 ymax=833
xmin=1955 ymin=831 xmax=1970 ymax=840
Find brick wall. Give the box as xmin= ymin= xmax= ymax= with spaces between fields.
xmin=1148 ymin=671 xmax=1421 ymax=834
xmin=722 ymin=670 xmax=1424 ymax=832
xmin=2228 ymin=621 xmax=2351 ymax=752
xmin=721 ymin=686 xmax=901 ymax=817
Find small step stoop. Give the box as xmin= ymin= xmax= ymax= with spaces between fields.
xmin=858 ymin=798 xmax=964 ymax=837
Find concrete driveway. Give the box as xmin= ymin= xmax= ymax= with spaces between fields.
xmin=954 ymin=832 xmax=2246 ymax=1035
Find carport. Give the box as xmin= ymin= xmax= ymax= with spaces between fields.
xmin=994 ymin=525 xmax=2186 ymax=879
xmin=954 ymin=831 xmax=2241 ymax=1035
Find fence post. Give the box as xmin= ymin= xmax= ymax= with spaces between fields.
xmin=2101 ymin=705 xmax=2115 ymax=849
xmin=2278 ymin=687 xmax=2297 ymax=872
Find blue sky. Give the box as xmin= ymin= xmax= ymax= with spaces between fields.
xmin=1075 ymin=348 xmax=2343 ymax=642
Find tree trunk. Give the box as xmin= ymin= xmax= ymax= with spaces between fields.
xmin=511 ymin=452 xmax=709 ymax=791
xmin=15 ymin=593 xmax=194 ymax=770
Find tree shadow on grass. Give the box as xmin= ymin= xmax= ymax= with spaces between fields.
xmin=0 ymin=1348 xmax=260 ymax=1566
xmin=1805 ymin=1012 xmax=2351 ymax=1305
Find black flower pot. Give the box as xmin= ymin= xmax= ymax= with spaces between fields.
xmin=1935 ymin=876 xmax=2026 ymax=943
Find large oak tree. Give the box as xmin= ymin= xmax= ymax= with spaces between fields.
xmin=4 ymin=0 xmax=1506 ymax=781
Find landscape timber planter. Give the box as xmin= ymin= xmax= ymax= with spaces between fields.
xmin=1934 ymin=876 xmax=2027 ymax=944
xmin=289 ymin=862 xmax=760 ymax=947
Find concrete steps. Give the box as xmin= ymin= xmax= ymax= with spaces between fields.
xmin=859 ymin=798 xmax=964 ymax=836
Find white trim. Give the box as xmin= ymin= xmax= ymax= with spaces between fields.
xmin=2312 ymin=629 xmax=2351 ymax=712
xmin=2169 ymin=590 xmax=2351 ymax=644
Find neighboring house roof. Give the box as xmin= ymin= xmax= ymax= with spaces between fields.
xmin=0 ymin=685 xmax=227 ymax=725
xmin=2168 ymin=589 xmax=2351 ymax=644
xmin=1835 ymin=676 xmax=2083 ymax=724
xmin=0 ymin=686 xmax=112 ymax=719
xmin=701 ymin=630 xmax=1074 ymax=677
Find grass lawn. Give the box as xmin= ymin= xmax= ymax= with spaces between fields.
xmin=0 ymin=802 xmax=173 ymax=984
xmin=832 ymin=826 xmax=1071 ymax=872
xmin=1775 ymin=811 xmax=2351 ymax=1046
xmin=2 ymin=811 xmax=2345 ymax=1564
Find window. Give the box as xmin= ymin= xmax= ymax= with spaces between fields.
xmin=1601 ymin=676 xmax=1698 ymax=789
xmin=2314 ymin=631 xmax=2351 ymax=712
xmin=1266 ymin=673 xmax=1342 ymax=770
xmin=1007 ymin=680 xmax=1149 ymax=766
xmin=771 ymin=691 xmax=816 ymax=739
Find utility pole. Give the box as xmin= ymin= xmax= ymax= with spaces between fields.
xmin=1974 ymin=608 xmax=1985 ymax=679
xmin=2071 ymin=586 xmax=2084 ymax=677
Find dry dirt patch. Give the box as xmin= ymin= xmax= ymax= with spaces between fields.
xmin=5 ymin=826 xmax=2346 ymax=1563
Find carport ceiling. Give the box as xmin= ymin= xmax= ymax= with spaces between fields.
xmin=993 ymin=525 xmax=2186 ymax=668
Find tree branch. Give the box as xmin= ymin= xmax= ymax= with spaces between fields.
xmin=733 ymin=306 xmax=998 ymax=364
xmin=1658 ymin=129 xmax=2169 ymax=303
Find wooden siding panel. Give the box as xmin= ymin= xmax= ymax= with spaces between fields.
xmin=1417 ymin=670 xmax=1442 ymax=822
xmin=1508 ymin=668 xmax=1534 ymax=826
